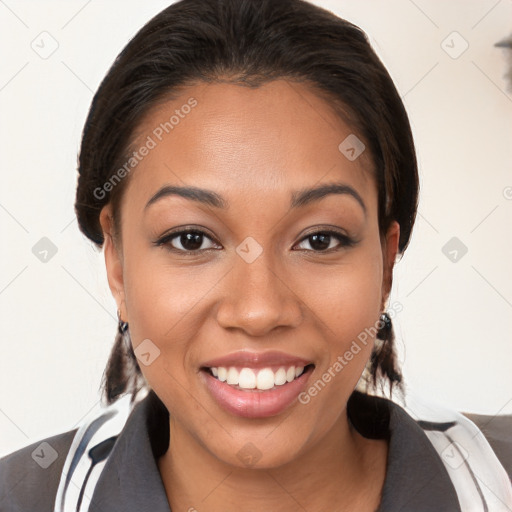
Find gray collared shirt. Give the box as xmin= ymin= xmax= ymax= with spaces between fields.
xmin=1 ymin=390 xmax=509 ymax=511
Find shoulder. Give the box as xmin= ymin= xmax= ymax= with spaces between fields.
xmin=0 ymin=392 xmax=141 ymax=512
xmin=463 ymin=412 xmax=512 ymax=480
xmin=395 ymin=392 xmax=512 ymax=509
xmin=0 ymin=428 xmax=77 ymax=512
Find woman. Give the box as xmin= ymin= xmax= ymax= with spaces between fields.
xmin=1 ymin=0 xmax=511 ymax=510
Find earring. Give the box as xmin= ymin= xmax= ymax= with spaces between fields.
xmin=117 ymin=309 xmax=129 ymax=335
xmin=377 ymin=311 xmax=392 ymax=341
xmin=372 ymin=310 xmax=402 ymax=387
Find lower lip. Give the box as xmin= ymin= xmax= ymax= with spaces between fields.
xmin=201 ymin=367 xmax=313 ymax=419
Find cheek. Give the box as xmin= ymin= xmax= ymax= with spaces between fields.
xmin=294 ymin=256 xmax=383 ymax=436
xmin=304 ymin=242 xmax=384 ymax=386
xmin=305 ymin=245 xmax=383 ymax=339
xmin=122 ymin=245 xmax=214 ymax=340
xmin=120 ymin=245 xmax=212 ymax=390
xmin=121 ymin=253 xmax=205 ymax=421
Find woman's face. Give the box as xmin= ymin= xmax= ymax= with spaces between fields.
xmin=101 ymin=79 xmax=399 ymax=468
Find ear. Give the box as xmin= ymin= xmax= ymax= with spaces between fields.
xmin=99 ymin=205 xmax=128 ymax=322
xmin=381 ymin=221 xmax=400 ymax=309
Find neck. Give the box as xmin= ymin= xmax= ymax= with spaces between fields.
xmin=157 ymin=410 xmax=388 ymax=512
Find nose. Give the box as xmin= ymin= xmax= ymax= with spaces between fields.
xmin=215 ymin=251 xmax=304 ymax=337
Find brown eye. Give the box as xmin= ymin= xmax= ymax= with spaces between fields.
xmin=308 ymin=233 xmax=331 ymax=251
xmin=155 ymin=229 xmax=221 ymax=253
xmin=295 ymin=230 xmax=356 ymax=252
xmin=177 ymin=232 xmax=204 ymax=251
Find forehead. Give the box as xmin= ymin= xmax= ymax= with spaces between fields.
xmin=125 ymin=79 xmax=376 ymax=212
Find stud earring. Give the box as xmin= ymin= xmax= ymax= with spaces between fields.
xmin=117 ymin=309 xmax=129 ymax=335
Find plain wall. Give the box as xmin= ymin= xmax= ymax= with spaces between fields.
xmin=0 ymin=0 xmax=511 ymax=456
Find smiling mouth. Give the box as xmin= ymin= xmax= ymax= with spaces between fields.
xmin=202 ymin=364 xmax=315 ymax=391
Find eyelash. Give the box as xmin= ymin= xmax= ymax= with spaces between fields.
xmin=153 ymin=227 xmax=357 ymax=254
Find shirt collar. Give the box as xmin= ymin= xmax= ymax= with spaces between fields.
xmin=89 ymin=391 xmax=171 ymax=512
xmin=347 ymin=391 xmax=461 ymax=511
xmin=89 ymin=390 xmax=460 ymax=511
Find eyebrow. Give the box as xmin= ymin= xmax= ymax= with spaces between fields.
xmin=144 ymin=182 xmax=366 ymax=215
xmin=290 ymin=183 xmax=366 ymax=214
xmin=145 ymin=185 xmax=227 ymax=210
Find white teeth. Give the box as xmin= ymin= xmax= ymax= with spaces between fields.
xmin=256 ymin=368 xmax=275 ymax=390
xmin=238 ymin=368 xmax=256 ymax=389
xmin=274 ymin=367 xmax=287 ymax=386
xmin=209 ymin=365 xmax=307 ymax=389
xmin=217 ymin=367 xmax=227 ymax=382
xmin=226 ymin=367 xmax=239 ymax=385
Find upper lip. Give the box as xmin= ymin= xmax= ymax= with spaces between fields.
xmin=201 ymin=350 xmax=314 ymax=369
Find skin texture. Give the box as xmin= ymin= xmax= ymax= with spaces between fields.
xmin=100 ymin=79 xmax=400 ymax=511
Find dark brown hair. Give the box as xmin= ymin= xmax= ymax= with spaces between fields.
xmin=74 ymin=0 xmax=419 ymax=405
